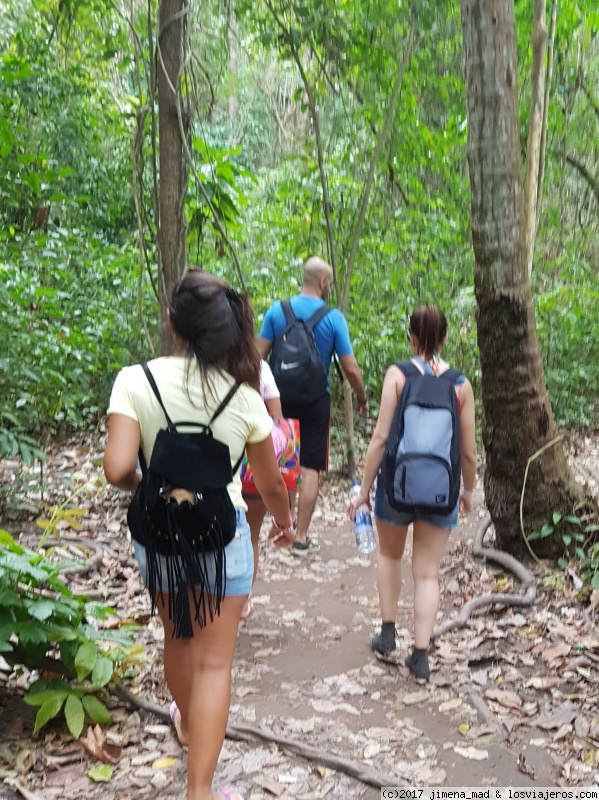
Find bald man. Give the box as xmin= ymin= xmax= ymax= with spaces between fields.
xmin=257 ymin=257 xmax=368 ymax=555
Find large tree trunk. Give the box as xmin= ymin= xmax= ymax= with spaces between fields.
xmin=157 ymin=0 xmax=189 ymax=354
xmin=461 ymin=0 xmax=579 ymax=557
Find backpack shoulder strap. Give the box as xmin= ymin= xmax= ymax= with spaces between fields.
xmin=438 ymin=368 xmax=463 ymax=385
xmin=137 ymin=447 xmax=148 ymax=477
xmin=280 ymin=299 xmax=296 ymax=326
xmin=142 ymin=363 xmax=175 ymax=430
xmin=395 ymin=360 xmax=421 ymax=378
xmin=332 ymin=352 xmax=344 ymax=383
xmin=305 ymin=304 xmax=332 ymax=331
xmin=209 ymin=382 xmax=241 ymax=425
xmin=209 ymin=383 xmax=242 ymax=473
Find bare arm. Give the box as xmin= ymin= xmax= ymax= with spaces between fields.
xmin=458 ymin=379 xmax=477 ymax=513
xmin=349 ymin=366 xmax=404 ymax=518
xmin=246 ymin=436 xmax=293 ymax=544
xmin=256 ymin=337 xmax=272 ymax=360
xmin=338 ymin=354 xmax=368 ymax=416
xmin=264 ymin=396 xmax=283 ymax=420
xmin=103 ymin=414 xmax=142 ymax=492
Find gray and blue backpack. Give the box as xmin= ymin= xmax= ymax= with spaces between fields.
xmin=383 ymin=359 xmax=463 ymax=515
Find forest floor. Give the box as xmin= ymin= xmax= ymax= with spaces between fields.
xmin=1 ymin=434 xmax=599 ymax=800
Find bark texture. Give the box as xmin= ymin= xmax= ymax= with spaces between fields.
xmin=461 ymin=0 xmax=579 ymax=557
xmin=157 ymin=0 xmax=189 ymax=354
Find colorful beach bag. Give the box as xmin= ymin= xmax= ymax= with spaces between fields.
xmin=240 ymin=418 xmax=301 ymax=495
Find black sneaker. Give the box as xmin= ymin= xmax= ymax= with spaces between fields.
xmin=405 ymin=649 xmax=430 ymax=682
xmin=370 ymin=631 xmax=396 ymax=655
xmin=290 ymin=537 xmax=320 ymax=556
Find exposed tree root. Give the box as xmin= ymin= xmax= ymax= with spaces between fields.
xmin=115 ymin=685 xmax=404 ymax=788
xmin=4 ymin=777 xmax=47 ymax=800
xmin=116 ymin=515 xmax=536 ymax=787
xmin=433 ymin=515 xmax=537 ymax=640
xmin=226 ymin=723 xmax=406 ymax=788
xmin=115 ymin=684 xmax=168 ymax=718
xmin=58 ymin=536 xmax=104 ymax=577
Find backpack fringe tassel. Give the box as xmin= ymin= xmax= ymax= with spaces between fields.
xmin=145 ymin=504 xmax=228 ymax=639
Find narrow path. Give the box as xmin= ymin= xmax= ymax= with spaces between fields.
xmin=1 ymin=459 xmax=598 ymax=799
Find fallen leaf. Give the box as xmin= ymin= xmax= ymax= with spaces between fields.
xmin=151 ymin=757 xmax=179 ymax=770
xmin=484 ymin=688 xmax=522 ymax=709
xmin=402 ymin=690 xmax=430 ymax=706
xmin=454 ymin=745 xmax=489 ymax=761
xmin=439 ymin=698 xmax=462 ymax=713
xmin=88 ymin=764 xmax=113 ymax=782
xmin=79 ymin=725 xmax=120 ymax=764
xmin=541 ymin=644 xmax=571 ymax=664
xmin=256 ymin=774 xmax=285 ymax=797
xmin=524 ymin=676 xmax=561 ymax=690
xmin=235 ymin=686 xmax=260 ymax=698
xmin=517 ymin=752 xmax=535 ymax=777
xmin=533 ymin=705 xmax=579 ymax=730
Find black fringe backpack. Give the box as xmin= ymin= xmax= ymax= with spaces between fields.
xmin=127 ymin=364 xmax=242 ymax=638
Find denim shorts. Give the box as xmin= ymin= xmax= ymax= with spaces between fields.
xmin=373 ymin=475 xmax=459 ymax=530
xmin=133 ymin=509 xmax=253 ymax=596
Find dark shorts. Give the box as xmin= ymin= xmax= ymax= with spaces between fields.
xmin=282 ymin=392 xmax=330 ymax=472
xmin=373 ymin=475 xmax=459 ymax=530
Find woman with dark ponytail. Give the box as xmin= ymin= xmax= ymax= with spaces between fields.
xmin=104 ymin=270 xmax=293 ymax=800
xmin=349 ymin=304 xmax=477 ymax=682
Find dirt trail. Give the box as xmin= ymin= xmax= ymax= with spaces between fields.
xmin=225 ymin=485 xmax=555 ymax=797
xmin=1 ymin=465 xmax=598 ymax=800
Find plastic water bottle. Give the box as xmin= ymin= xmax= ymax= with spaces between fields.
xmin=349 ymin=480 xmax=376 ymax=554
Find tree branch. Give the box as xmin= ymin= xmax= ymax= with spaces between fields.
xmin=564 ymin=154 xmax=599 ymax=206
xmin=340 ymin=22 xmax=415 ymax=313
xmin=535 ymin=0 xmax=557 ymax=237
xmin=581 ymin=77 xmax=599 ymax=124
xmin=156 ymin=21 xmax=246 ymax=290
xmin=263 ymin=0 xmax=339 ymax=294
xmin=523 ymin=0 xmax=547 ymax=276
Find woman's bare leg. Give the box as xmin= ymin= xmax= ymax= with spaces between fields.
xmin=241 ymin=497 xmax=266 ymax=620
xmin=244 ymin=496 xmax=266 ymax=588
xmin=156 ymin=597 xmax=191 ymax=745
xmin=159 ymin=593 xmax=246 ymax=800
xmin=411 ymin=521 xmax=450 ymax=648
xmin=375 ymin=519 xmax=409 ymax=622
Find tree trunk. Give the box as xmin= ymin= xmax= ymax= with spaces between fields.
xmin=343 ymin=381 xmax=356 ymax=478
xmin=157 ymin=0 xmax=189 ymax=354
xmin=461 ymin=0 xmax=579 ymax=558
xmin=228 ymin=12 xmax=239 ymax=123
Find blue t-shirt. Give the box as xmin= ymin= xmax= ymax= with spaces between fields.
xmin=259 ymin=296 xmax=353 ymax=388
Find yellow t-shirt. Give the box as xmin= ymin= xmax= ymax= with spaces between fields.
xmin=107 ymin=357 xmax=273 ymax=510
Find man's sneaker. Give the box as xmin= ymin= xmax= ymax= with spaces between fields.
xmin=291 ymin=537 xmax=320 ymax=556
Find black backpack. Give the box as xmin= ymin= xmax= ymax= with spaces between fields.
xmin=382 ymin=359 xmax=462 ymax=515
xmin=127 ymin=364 xmax=241 ymax=638
xmin=270 ymin=300 xmax=332 ymax=405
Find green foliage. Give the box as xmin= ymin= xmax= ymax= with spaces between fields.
xmin=0 ymin=0 xmax=155 ymax=463
xmin=0 ymin=529 xmax=143 ymax=737
xmin=528 ymin=508 xmax=599 ymax=591
xmin=0 ymin=2 xmax=133 ymax=235
xmin=187 ymin=137 xmax=256 ymax=264
xmin=0 ymin=229 xmax=154 ymax=462
xmin=536 ymin=282 xmax=599 ymax=428
xmin=0 ymin=0 xmax=597 ymax=465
